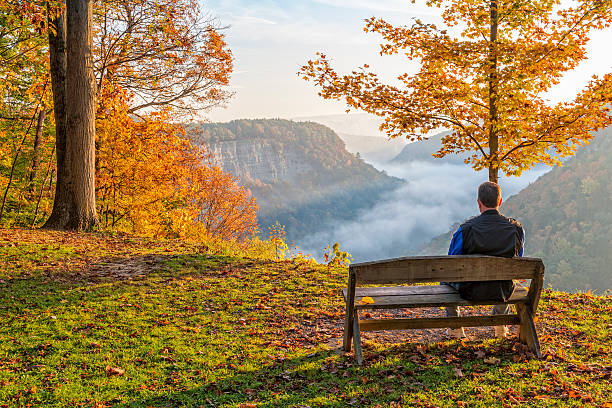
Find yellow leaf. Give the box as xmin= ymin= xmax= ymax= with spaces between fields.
xmin=360 ymin=296 xmax=375 ymax=304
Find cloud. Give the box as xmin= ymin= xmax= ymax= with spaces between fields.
xmin=232 ymin=15 xmax=277 ymax=25
xmin=311 ymin=0 xmax=441 ymax=16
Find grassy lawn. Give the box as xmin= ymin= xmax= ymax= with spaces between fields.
xmin=0 ymin=229 xmax=610 ymax=407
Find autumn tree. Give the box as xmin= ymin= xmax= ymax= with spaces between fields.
xmin=96 ymin=83 xmax=257 ymax=240
xmin=301 ymin=0 xmax=612 ymax=183
xmin=1 ymin=0 xmax=238 ymax=236
xmin=45 ymin=0 xmax=232 ymax=230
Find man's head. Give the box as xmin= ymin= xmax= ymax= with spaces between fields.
xmin=477 ymin=181 xmax=502 ymax=212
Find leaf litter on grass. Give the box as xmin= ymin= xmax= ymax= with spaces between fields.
xmin=0 ymin=228 xmax=610 ymax=407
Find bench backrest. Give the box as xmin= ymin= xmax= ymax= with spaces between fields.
xmin=349 ymin=255 xmax=544 ymax=285
xmin=347 ymin=255 xmax=545 ymax=312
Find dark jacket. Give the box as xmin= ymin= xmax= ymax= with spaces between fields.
xmin=447 ymin=209 xmax=525 ymax=301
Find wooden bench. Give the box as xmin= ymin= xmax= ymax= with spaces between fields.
xmin=343 ymin=255 xmax=545 ymax=365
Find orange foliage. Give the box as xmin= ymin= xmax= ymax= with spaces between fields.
xmin=93 ymin=0 xmax=233 ymax=116
xmin=301 ymin=0 xmax=612 ymax=182
xmin=96 ymin=83 xmax=257 ymax=240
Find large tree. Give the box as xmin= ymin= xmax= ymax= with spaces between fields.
xmin=301 ymin=0 xmax=612 ymax=183
xmin=45 ymin=0 xmax=98 ymax=230
xmin=1 ymin=0 xmax=234 ymax=230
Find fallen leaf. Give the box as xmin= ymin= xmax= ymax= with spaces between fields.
xmin=453 ymin=367 xmax=464 ymax=377
xmin=484 ymin=356 xmax=500 ymax=365
xmin=105 ymin=365 xmax=125 ymax=376
xmin=360 ymin=296 xmax=375 ymax=304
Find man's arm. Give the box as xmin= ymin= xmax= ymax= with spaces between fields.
xmin=518 ymin=227 xmax=525 ymax=257
xmin=444 ymin=227 xmax=464 ymax=289
xmin=448 ymin=227 xmax=463 ymax=255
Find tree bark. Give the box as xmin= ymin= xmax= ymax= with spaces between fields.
xmin=488 ymin=0 xmax=499 ymax=184
xmin=66 ymin=0 xmax=98 ymax=229
xmin=44 ymin=0 xmax=99 ymax=230
xmin=44 ymin=6 xmax=72 ymax=228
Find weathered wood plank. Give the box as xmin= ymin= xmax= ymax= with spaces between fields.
xmin=342 ymin=285 xmax=457 ymax=300
xmin=359 ymin=314 xmax=521 ymax=331
xmin=353 ymin=311 xmax=363 ymax=365
xmin=343 ymin=273 xmax=356 ymax=352
xmin=527 ymin=264 xmax=545 ymax=313
xmin=353 ymin=287 xmax=529 ymax=309
xmin=517 ymin=304 xmax=542 ymax=358
xmin=349 ymin=256 xmax=544 ymax=284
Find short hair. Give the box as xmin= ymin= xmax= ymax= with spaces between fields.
xmin=478 ymin=181 xmax=501 ymax=208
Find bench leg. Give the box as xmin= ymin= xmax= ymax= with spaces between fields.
xmin=343 ymin=307 xmax=354 ymax=352
xmin=353 ymin=311 xmax=363 ymax=365
xmin=343 ymin=275 xmax=356 ymax=352
xmin=516 ymin=303 xmax=542 ymax=358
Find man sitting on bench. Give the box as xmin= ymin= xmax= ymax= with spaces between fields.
xmin=445 ymin=181 xmax=525 ymax=339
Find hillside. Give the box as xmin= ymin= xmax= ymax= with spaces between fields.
xmin=390 ymin=131 xmax=469 ymax=164
xmin=420 ymin=127 xmax=612 ymax=293
xmin=338 ymin=133 xmax=406 ymax=164
xmin=187 ymin=119 xmax=403 ymax=242
xmin=1 ymin=229 xmax=611 ymax=407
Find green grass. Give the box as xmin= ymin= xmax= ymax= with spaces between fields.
xmin=0 ymin=229 xmax=610 ymax=407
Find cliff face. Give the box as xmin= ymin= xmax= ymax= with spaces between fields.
xmin=205 ymin=138 xmax=317 ymax=184
xmin=187 ymin=119 xmax=403 ymax=241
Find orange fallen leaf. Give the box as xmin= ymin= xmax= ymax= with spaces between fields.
xmin=105 ymin=365 xmax=125 ymax=376
xmin=360 ymin=296 xmax=374 ymax=304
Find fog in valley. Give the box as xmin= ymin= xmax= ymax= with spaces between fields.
xmin=299 ymin=158 xmax=550 ymax=262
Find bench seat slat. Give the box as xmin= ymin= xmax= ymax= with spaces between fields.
xmin=342 ymin=285 xmax=457 ymax=299
xmin=344 ymin=286 xmax=528 ymax=309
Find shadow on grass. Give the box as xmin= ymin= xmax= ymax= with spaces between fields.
xmin=0 ymin=253 xmax=239 ymax=309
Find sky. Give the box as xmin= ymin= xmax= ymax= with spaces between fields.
xmin=204 ymin=0 xmax=612 ymax=125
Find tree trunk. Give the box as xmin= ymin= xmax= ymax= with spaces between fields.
xmin=44 ymin=6 xmax=72 ymax=228
xmin=44 ymin=0 xmax=99 ymax=230
xmin=29 ymin=109 xmax=47 ymax=189
xmin=488 ymin=0 xmax=499 ymax=184
xmin=66 ymin=0 xmax=98 ymax=229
